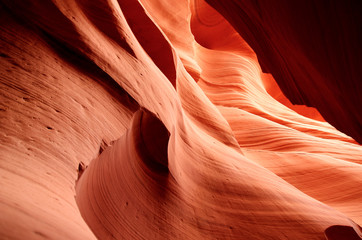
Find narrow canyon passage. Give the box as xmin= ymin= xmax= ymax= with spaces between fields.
xmin=0 ymin=0 xmax=361 ymax=239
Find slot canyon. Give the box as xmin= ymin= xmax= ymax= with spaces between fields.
xmin=0 ymin=0 xmax=361 ymax=239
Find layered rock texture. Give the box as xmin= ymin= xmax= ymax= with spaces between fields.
xmin=0 ymin=0 xmax=361 ymax=239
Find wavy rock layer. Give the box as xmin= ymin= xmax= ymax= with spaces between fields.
xmin=205 ymin=0 xmax=362 ymax=144
xmin=0 ymin=0 xmax=361 ymax=240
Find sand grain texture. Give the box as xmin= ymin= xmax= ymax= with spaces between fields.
xmin=0 ymin=0 xmax=361 ymax=239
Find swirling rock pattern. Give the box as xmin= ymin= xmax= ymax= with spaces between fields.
xmin=205 ymin=0 xmax=362 ymax=144
xmin=0 ymin=0 xmax=361 ymax=239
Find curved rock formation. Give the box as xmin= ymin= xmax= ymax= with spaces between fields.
xmin=0 ymin=0 xmax=361 ymax=239
xmin=205 ymin=0 xmax=362 ymax=144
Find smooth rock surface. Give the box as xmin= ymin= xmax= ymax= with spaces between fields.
xmin=0 ymin=0 xmax=361 ymax=239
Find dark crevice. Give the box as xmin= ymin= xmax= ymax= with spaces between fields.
xmin=0 ymin=52 xmax=10 ymax=58
xmin=325 ymin=225 xmax=362 ymax=240
xmin=135 ymin=109 xmax=169 ymax=175
xmin=99 ymin=139 xmax=109 ymax=154
xmin=117 ymin=0 xmax=177 ymax=87
xmin=75 ymin=0 xmax=135 ymax=58
xmin=77 ymin=161 xmax=87 ymax=181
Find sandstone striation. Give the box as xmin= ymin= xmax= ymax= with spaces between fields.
xmin=0 ymin=0 xmax=361 ymax=239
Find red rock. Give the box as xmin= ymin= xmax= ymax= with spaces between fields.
xmin=0 ymin=0 xmax=361 ymax=239
xmin=205 ymin=0 xmax=362 ymax=144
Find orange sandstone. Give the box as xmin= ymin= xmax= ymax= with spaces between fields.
xmin=0 ymin=0 xmax=361 ymax=239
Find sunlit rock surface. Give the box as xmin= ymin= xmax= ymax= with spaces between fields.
xmin=0 ymin=0 xmax=361 ymax=239
xmin=206 ymin=0 xmax=362 ymax=144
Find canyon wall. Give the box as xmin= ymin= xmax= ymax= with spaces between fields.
xmin=0 ymin=0 xmax=361 ymax=239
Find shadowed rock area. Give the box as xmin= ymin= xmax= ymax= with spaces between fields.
xmin=325 ymin=225 xmax=362 ymax=240
xmin=0 ymin=0 xmax=361 ymax=239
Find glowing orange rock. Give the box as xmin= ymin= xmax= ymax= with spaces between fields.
xmin=0 ymin=0 xmax=361 ymax=239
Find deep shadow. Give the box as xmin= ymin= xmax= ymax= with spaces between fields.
xmin=325 ymin=225 xmax=362 ymax=240
xmin=116 ymin=0 xmax=177 ymax=87
xmin=75 ymin=0 xmax=136 ymax=57
xmin=134 ymin=109 xmax=169 ymax=175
